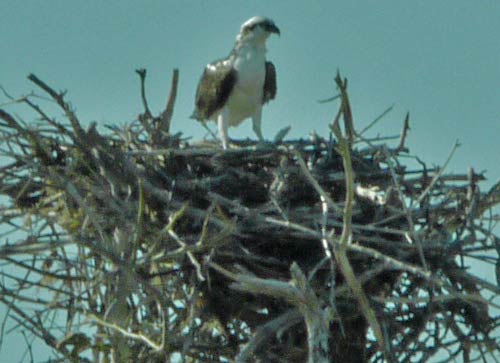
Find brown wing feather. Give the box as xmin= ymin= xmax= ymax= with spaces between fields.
xmin=263 ymin=61 xmax=277 ymax=104
xmin=192 ymin=60 xmax=237 ymax=120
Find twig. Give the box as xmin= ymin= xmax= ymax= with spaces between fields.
xmin=135 ymin=68 xmax=153 ymax=119
xmin=27 ymin=74 xmax=86 ymax=141
xmin=158 ymin=68 xmax=179 ymax=134
xmin=331 ymin=84 xmax=388 ymax=357
xmin=293 ymin=150 xmax=343 ymax=214
xmin=396 ymin=112 xmax=410 ymax=152
xmin=236 ymin=309 xmax=302 ymax=362
xmin=334 ymin=71 xmax=355 ymax=146
xmin=89 ymin=314 xmax=162 ymax=351
xmin=358 ymin=104 xmax=395 ymax=136
xmin=414 ymin=140 xmax=461 ymax=207
xmin=382 ymin=145 xmax=428 ymax=272
xmin=317 ymin=93 xmax=340 ymax=104
xmin=210 ymin=261 xmax=331 ymax=363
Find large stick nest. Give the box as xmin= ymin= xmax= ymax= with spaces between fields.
xmin=0 ymin=72 xmax=499 ymax=363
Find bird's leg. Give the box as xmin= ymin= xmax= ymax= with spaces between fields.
xmin=252 ymin=107 xmax=264 ymax=142
xmin=217 ymin=111 xmax=229 ymax=149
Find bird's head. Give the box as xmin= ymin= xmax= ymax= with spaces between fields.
xmin=237 ymin=16 xmax=280 ymax=44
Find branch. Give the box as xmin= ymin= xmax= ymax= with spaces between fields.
xmin=236 ymin=309 xmax=302 ymax=362
xmin=158 ymin=68 xmax=179 ymax=134
xmin=293 ymin=150 xmax=343 ymax=215
xmin=331 ymin=73 xmax=388 ymax=358
xmin=396 ymin=112 xmax=410 ymax=152
xmin=209 ymin=261 xmax=331 ymax=363
xmin=27 ymin=74 xmax=86 ymax=140
xmin=135 ymin=68 xmax=153 ymax=119
xmin=88 ymin=314 xmax=162 ymax=351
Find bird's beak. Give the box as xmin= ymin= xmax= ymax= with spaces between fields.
xmin=267 ymin=23 xmax=280 ymax=36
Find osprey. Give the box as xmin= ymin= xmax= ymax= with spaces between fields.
xmin=192 ymin=16 xmax=280 ymax=149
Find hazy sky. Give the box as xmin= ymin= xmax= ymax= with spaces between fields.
xmin=1 ymin=1 xmax=499 ymax=361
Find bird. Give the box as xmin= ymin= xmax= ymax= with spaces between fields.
xmin=191 ymin=16 xmax=280 ymax=149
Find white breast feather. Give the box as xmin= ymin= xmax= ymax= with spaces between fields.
xmin=225 ymin=46 xmax=266 ymax=126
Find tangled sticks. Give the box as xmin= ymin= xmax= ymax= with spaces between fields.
xmin=0 ymin=72 xmax=499 ymax=363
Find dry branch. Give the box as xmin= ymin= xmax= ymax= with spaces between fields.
xmin=0 ymin=72 xmax=499 ymax=363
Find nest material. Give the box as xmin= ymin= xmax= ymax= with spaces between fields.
xmin=0 ymin=73 xmax=499 ymax=363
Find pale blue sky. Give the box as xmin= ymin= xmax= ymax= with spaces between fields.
xmin=1 ymin=1 xmax=499 ymax=361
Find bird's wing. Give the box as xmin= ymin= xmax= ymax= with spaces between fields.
xmin=263 ymin=61 xmax=277 ymax=104
xmin=192 ymin=59 xmax=237 ymax=120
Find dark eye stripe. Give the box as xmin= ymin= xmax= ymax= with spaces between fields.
xmin=244 ymin=21 xmax=276 ymax=33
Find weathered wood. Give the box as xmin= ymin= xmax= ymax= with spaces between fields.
xmin=0 ymin=74 xmax=498 ymax=363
